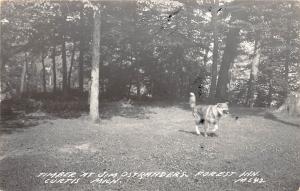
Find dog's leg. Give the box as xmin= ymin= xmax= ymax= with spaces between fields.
xmin=211 ymin=124 xmax=218 ymax=132
xmin=210 ymin=120 xmax=218 ymax=132
xmin=195 ymin=125 xmax=200 ymax=135
xmin=203 ymin=123 xmax=208 ymax=137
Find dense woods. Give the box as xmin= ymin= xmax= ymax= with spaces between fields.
xmin=1 ymin=0 xmax=300 ymax=120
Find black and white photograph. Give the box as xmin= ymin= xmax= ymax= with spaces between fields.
xmin=0 ymin=0 xmax=300 ymax=190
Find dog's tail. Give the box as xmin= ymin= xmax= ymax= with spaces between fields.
xmin=189 ymin=92 xmax=196 ymax=110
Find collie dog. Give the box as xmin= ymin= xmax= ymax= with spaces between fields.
xmin=189 ymin=92 xmax=229 ymax=137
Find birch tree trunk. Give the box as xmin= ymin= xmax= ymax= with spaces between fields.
xmin=89 ymin=9 xmax=101 ymax=122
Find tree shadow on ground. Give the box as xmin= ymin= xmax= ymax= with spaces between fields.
xmin=0 ymin=113 xmax=51 ymax=135
xmin=178 ymin=130 xmax=218 ymax=137
xmin=99 ymin=102 xmax=156 ymax=120
xmin=263 ymin=112 xmax=300 ymax=128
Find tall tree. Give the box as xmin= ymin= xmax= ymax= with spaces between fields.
xmin=20 ymin=53 xmax=28 ymax=94
xmin=59 ymin=3 xmax=68 ymax=94
xmin=89 ymin=8 xmax=101 ymax=122
xmin=208 ymin=0 xmax=220 ymax=99
xmin=283 ymin=2 xmax=294 ymax=97
xmin=0 ymin=52 xmax=2 ymax=102
xmin=78 ymin=6 xmax=85 ymax=92
xmin=68 ymin=41 xmax=76 ymax=89
xmin=246 ymin=35 xmax=261 ymax=108
xmin=51 ymin=46 xmax=57 ymax=92
xmin=41 ymin=51 xmax=47 ymax=93
xmin=267 ymin=76 xmax=273 ymax=106
xmin=215 ymin=27 xmax=240 ymax=101
xmin=61 ymin=38 xmax=68 ymax=93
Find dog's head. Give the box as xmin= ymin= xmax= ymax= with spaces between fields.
xmin=216 ymin=102 xmax=229 ymax=115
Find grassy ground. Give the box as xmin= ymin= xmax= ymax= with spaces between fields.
xmin=0 ymin=103 xmax=299 ymax=191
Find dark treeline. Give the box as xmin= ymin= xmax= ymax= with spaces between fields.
xmin=1 ymin=0 xmax=300 ymax=109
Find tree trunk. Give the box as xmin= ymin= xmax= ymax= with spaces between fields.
xmin=32 ymin=61 xmax=38 ymax=92
xmin=247 ymin=37 xmax=261 ymax=108
xmin=267 ymin=78 xmax=273 ymax=107
xmin=25 ymin=56 xmax=30 ymax=92
xmin=127 ymin=79 xmax=132 ymax=97
xmin=0 ymin=51 xmax=8 ymax=101
xmin=203 ymin=46 xmax=209 ymax=68
xmin=208 ymin=0 xmax=219 ymax=100
xmin=284 ymin=2 xmax=294 ymax=98
xmin=89 ymin=9 xmax=101 ymax=122
xmin=68 ymin=41 xmax=76 ymax=90
xmin=245 ymin=70 xmax=253 ymax=105
xmin=52 ymin=46 xmax=57 ymax=92
xmin=41 ymin=52 xmax=47 ymax=93
xmin=78 ymin=7 xmax=84 ymax=92
xmin=0 ymin=55 xmax=2 ymax=102
xmin=61 ymin=37 xmax=67 ymax=93
xmin=215 ymin=27 xmax=240 ymax=101
xmin=137 ymin=75 xmax=140 ymax=98
xmin=0 ymin=52 xmax=2 ymax=102
xmin=20 ymin=52 xmax=28 ymax=94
